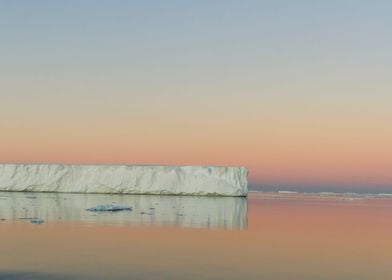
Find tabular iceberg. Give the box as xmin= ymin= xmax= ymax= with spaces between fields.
xmin=0 ymin=164 xmax=248 ymax=196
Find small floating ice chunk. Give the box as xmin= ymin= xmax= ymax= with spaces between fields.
xmin=30 ymin=218 xmax=44 ymax=224
xmin=140 ymin=211 xmax=153 ymax=215
xmin=86 ymin=204 xmax=132 ymax=212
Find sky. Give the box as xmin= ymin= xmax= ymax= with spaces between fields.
xmin=0 ymin=1 xmax=391 ymax=192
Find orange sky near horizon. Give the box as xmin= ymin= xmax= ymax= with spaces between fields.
xmin=1 ymin=108 xmax=391 ymax=190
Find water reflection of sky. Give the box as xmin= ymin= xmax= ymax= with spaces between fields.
xmin=0 ymin=192 xmax=247 ymax=230
xmin=1 ymin=193 xmax=392 ymax=279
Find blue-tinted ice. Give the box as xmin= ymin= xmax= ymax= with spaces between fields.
xmin=86 ymin=204 xmax=132 ymax=212
xmin=30 ymin=218 xmax=44 ymax=225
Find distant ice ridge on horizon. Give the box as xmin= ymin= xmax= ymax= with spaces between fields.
xmin=0 ymin=164 xmax=248 ymax=197
xmin=249 ymin=190 xmax=392 ymax=198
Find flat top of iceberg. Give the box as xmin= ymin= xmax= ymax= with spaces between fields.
xmin=0 ymin=163 xmax=247 ymax=168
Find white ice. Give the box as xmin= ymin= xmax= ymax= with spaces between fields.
xmin=0 ymin=164 xmax=248 ymax=196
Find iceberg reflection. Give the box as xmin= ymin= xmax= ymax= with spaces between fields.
xmin=0 ymin=192 xmax=247 ymax=230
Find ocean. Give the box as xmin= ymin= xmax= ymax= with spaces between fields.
xmin=1 ymin=191 xmax=391 ymax=279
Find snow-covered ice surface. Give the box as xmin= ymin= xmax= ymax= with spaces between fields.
xmin=0 ymin=192 xmax=247 ymax=229
xmin=0 ymin=164 xmax=248 ymax=196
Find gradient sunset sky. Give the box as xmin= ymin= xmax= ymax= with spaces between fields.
xmin=1 ymin=1 xmax=391 ymax=192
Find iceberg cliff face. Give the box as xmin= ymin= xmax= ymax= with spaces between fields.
xmin=0 ymin=164 xmax=248 ymax=196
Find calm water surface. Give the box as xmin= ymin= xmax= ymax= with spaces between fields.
xmin=0 ymin=192 xmax=391 ymax=279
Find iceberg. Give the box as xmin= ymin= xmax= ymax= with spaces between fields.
xmin=0 ymin=164 xmax=248 ymax=196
